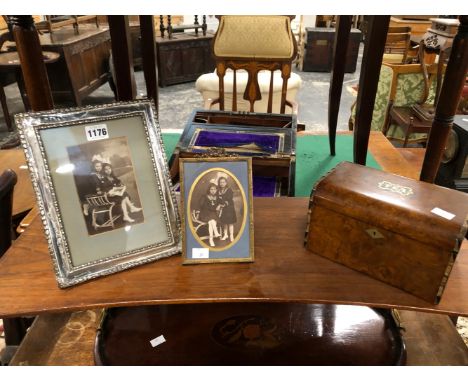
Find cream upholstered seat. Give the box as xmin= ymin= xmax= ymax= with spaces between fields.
xmin=198 ymin=15 xmax=301 ymax=114
xmin=196 ymin=69 xmax=302 ymax=114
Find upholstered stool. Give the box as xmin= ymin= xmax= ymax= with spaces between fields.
xmin=199 ymin=15 xmax=301 ymax=114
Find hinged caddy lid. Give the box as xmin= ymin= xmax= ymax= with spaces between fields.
xmin=311 ymin=162 xmax=468 ymax=252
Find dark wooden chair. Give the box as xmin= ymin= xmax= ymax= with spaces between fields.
xmin=208 ymin=15 xmax=298 ymax=114
xmin=382 ymin=59 xmax=446 ymax=147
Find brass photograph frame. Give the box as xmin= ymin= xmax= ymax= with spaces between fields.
xmin=179 ymin=157 xmax=254 ymax=264
xmin=16 ymin=100 xmax=181 ymax=288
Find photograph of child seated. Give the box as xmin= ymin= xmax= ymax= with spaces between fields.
xmin=67 ymin=136 xmax=144 ymax=235
xmin=190 ymin=170 xmax=244 ymax=249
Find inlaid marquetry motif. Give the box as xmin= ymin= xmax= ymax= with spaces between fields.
xmin=378 ymin=180 xmax=414 ymax=197
xmin=212 ymin=315 xmax=282 ymax=349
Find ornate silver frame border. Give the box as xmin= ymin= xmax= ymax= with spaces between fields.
xmin=15 ymin=100 xmax=181 ymax=288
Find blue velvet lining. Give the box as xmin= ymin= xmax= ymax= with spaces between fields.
xmin=253 ymin=176 xmax=278 ymax=197
xmin=194 ymin=130 xmax=280 ymax=154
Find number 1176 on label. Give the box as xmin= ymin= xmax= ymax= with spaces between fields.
xmin=85 ymin=124 xmax=109 ymax=141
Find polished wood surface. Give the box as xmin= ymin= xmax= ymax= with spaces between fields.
xmin=0 ymin=149 xmax=35 ymax=218
xmin=398 ymin=148 xmax=425 ymax=174
xmin=305 ymin=161 xmax=468 ymax=303
xmin=1 ymin=196 xmax=468 ymax=318
xmin=328 ymin=15 xmax=352 ymax=155
xmin=302 ymin=131 xmax=421 ymax=180
xmin=16 ymin=206 xmax=38 ymax=235
xmin=10 ymin=308 xmax=468 ymax=365
xmin=420 ymin=16 xmax=468 ymax=183
xmin=1 ymin=132 xmax=467 ymax=318
xmin=353 ymin=15 xmax=390 ymax=165
xmin=94 ymin=304 xmax=405 ymax=365
xmin=0 ymin=51 xmax=60 ymax=67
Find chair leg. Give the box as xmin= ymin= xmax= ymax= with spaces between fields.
xmin=382 ymin=103 xmax=394 ymax=137
xmin=3 ymin=317 xmax=34 ymax=346
xmin=109 ymin=206 xmax=116 ymax=228
xmin=92 ymin=210 xmax=98 ymax=229
xmin=15 ymin=72 xmax=31 ymax=111
xmin=382 ymin=116 xmax=392 ymax=137
xmin=0 ymin=83 xmax=13 ymax=132
xmin=403 ymin=118 xmax=413 ymax=148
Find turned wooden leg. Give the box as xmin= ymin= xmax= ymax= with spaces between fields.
xmin=0 ymin=83 xmax=12 ymax=131
xmin=202 ymin=15 xmax=207 ymax=36
xmin=139 ymin=15 xmax=159 ymax=111
xmin=420 ymin=16 xmax=468 ymax=183
xmin=194 ymin=15 xmax=199 ymax=35
xmin=10 ymin=15 xmax=54 ymax=112
xmin=403 ymin=118 xmax=413 ymax=148
xmin=167 ymin=15 xmax=173 ymax=39
xmin=382 ymin=100 xmax=394 ymax=137
xmin=328 ymin=15 xmax=352 ymax=156
xmin=107 ymin=16 xmax=136 ymax=101
xmin=159 ymin=15 xmax=165 ymax=38
xmin=353 ymin=16 xmax=390 ymax=165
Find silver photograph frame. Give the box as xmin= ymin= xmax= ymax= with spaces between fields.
xmin=16 ymin=100 xmax=181 ymax=288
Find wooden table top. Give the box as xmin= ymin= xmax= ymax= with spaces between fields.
xmin=1 ymin=196 xmax=467 ymax=318
xmin=0 ymin=148 xmax=35 ymax=218
xmin=1 ymin=132 xmax=467 ymax=318
xmin=0 ymin=51 xmax=60 ymax=68
xmin=398 ymin=147 xmax=426 ymax=174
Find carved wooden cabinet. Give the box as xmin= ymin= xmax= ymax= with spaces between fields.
xmin=39 ymin=25 xmax=111 ymax=105
xmin=301 ymin=27 xmax=362 ymax=73
xmin=156 ymin=32 xmax=215 ymax=87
